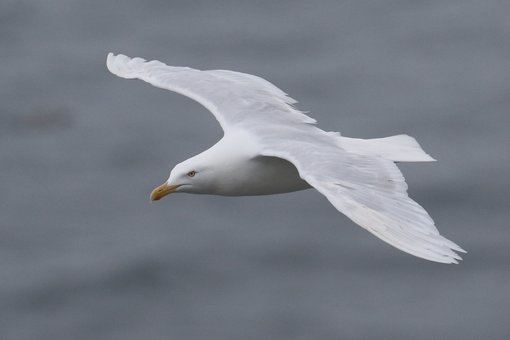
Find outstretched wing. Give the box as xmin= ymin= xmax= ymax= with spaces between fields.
xmin=107 ymin=53 xmax=464 ymax=263
xmin=107 ymin=53 xmax=315 ymax=133
xmin=257 ymin=127 xmax=465 ymax=263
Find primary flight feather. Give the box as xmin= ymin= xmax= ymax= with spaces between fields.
xmin=107 ymin=53 xmax=465 ymax=264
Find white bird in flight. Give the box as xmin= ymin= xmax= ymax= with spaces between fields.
xmin=107 ymin=53 xmax=465 ymax=264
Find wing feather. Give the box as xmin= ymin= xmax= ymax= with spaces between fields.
xmin=107 ymin=53 xmax=315 ymax=133
xmin=259 ymin=132 xmax=465 ymax=263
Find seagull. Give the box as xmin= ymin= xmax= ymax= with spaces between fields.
xmin=107 ymin=53 xmax=465 ymax=264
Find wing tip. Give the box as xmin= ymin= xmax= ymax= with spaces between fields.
xmin=407 ymin=247 xmax=464 ymax=264
xmin=401 ymin=235 xmax=466 ymax=264
xmin=106 ymin=52 xmax=146 ymax=79
xmin=406 ymin=243 xmax=465 ymax=264
xmin=415 ymin=239 xmax=466 ymax=264
xmin=106 ymin=52 xmax=123 ymax=76
xmin=444 ymin=249 xmax=466 ymax=264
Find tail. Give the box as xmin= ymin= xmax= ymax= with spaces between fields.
xmin=339 ymin=134 xmax=436 ymax=162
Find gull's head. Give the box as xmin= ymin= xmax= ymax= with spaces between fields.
xmin=149 ymin=134 xmax=250 ymax=200
xmin=150 ymin=156 xmax=214 ymax=201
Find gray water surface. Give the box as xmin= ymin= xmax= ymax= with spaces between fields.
xmin=1 ymin=1 xmax=509 ymax=339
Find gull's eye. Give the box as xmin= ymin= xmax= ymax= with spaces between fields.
xmin=187 ymin=170 xmax=196 ymax=177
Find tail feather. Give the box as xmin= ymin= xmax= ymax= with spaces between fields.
xmin=339 ymin=134 xmax=436 ymax=162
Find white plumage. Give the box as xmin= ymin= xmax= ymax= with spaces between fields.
xmin=107 ymin=53 xmax=465 ymax=264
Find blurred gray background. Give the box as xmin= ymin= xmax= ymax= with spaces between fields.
xmin=1 ymin=1 xmax=509 ymax=339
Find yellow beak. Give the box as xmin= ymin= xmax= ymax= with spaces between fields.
xmin=150 ymin=182 xmax=180 ymax=201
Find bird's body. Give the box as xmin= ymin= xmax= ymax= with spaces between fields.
xmin=174 ymin=130 xmax=310 ymax=196
xmin=107 ymin=53 xmax=465 ymax=263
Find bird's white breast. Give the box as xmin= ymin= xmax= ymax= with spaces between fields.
xmin=218 ymin=155 xmax=311 ymax=196
xmin=198 ymin=131 xmax=311 ymax=196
